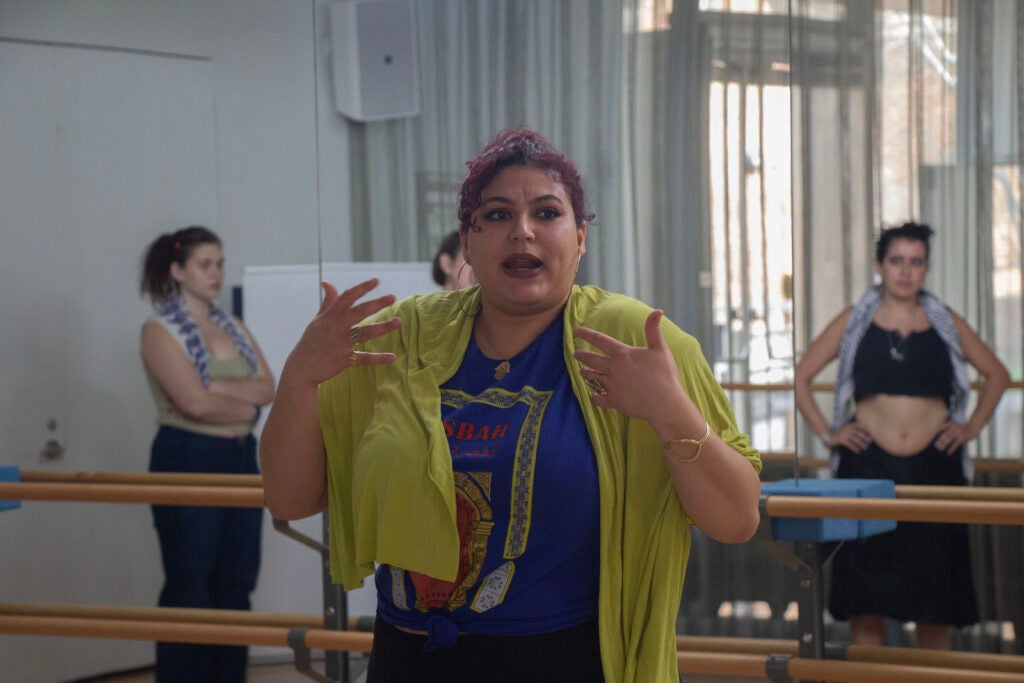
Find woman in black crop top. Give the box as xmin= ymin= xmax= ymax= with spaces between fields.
xmin=794 ymin=222 xmax=1009 ymax=649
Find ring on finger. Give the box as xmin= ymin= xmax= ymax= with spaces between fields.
xmin=349 ymin=350 xmax=362 ymax=366
xmin=349 ymin=327 xmax=362 ymax=345
xmin=585 ymin=377 xmax=607 ymax=395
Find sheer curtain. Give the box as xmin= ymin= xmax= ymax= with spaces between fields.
xmin=620 ymin=0 xmax=801 ymax=456
xmin=342 ymin=1 xmax=735 ymax=346
xmin=338 ymin=0 xmax=1020 ymax=448
xmin=344 ymin=0 xmax=629 ymax=294
xmin=336 ymin=0 xmax=1023 ymax=645
xmin=792 ymin=0 xmax=1023 ymax=463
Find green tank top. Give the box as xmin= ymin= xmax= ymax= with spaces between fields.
xmin=146 ymin=354 xmax=255 ymax=437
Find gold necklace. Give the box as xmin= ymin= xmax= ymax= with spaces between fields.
xmin=476 ymin=315 xmax=512 ymax=380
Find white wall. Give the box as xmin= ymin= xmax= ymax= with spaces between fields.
xmin=0 ymin=1 xmax=356 ymax=680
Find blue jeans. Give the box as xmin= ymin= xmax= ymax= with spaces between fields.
xmin=150 ymin=426 xmax=263 ymax=683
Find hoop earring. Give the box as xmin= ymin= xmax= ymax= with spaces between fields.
xmin=453 ymin=277 xmax=479 ymax=318
xmin=456 ymin=261 xmax=469 ymax=291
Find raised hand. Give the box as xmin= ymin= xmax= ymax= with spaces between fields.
xmin=284 ymin=278 xmax=402 ymax=386
xmin=572 ymin=310 xmax=686 ymax=424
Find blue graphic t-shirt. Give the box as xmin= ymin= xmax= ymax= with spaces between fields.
xmin=375 ymin=311 xmax=600 ymax=641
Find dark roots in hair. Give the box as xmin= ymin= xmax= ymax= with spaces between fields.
xmin=457 ymin=128 xmax=594 ymax=233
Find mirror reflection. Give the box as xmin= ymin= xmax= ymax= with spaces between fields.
xmin=787 ymin=0 xmax=1023 ymax=656
xmin=0 ymin=1 xmax=1021 ymax=680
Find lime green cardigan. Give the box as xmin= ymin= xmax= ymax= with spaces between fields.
xmin=318 ymin=285 xmax=760 ymax=682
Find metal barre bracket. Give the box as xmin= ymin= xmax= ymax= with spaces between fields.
xmin=824 ymin=640 xmax=849 ymax=660
xmin=758 ymin=489 xmax=846 ymax=654
xmin=765 ymin=653 xmax=792 ymax=681
xmin=273 ymin=517 xmax=328 ymax=554
xmin=287 ymin=626 xmax=332 ymax=683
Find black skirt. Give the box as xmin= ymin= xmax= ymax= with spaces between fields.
xmin=828 ymin=440 xmax=978 ymax=627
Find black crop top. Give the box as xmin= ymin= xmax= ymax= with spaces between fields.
xmin=853 ymin=322 xmax=953 ymax=404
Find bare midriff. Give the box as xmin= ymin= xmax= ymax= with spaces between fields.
xmin=855 ymin=395 xmax=948 ymax=456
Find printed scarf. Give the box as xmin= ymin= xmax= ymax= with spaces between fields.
xmin=831 ymin=285 xmax=970 ymax=476
xmin=152 ymin=294 xmax=258 ymax=386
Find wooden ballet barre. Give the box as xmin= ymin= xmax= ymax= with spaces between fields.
xmin=677 ymin=651 xmax=1024 ymax=682
xmin=758 ymin=453 xmax=1024 ymax=474
xmin=719 ymin=380 xmax=1024 ymax=392
xmin=5 ymin=604 xmax=1020 ymax=675
xmin=758 ymin=450 xmax=800 ymax=463
xmin=18 ymin=470 xmax=262 ymax=487
xmin=0 ymin=481 xmax=263 ymax=507
xmin=5 ymin=481 xmax=1024 ymax=521
xmin=13 ymin=462 xmax=1024 ymax=487
xmin=687 ymin=638 xmax=1024 ymax=675
xmin=764 ymin=495 xmax=1024 ymax=525
xmin=719 ymin=381 xmax=834 ymax=392
xmin=895 ymin=485 xmax=1024 ymax=502
xmin=0 ymin=603 xmax=322 ymax=629
xmin=843 ymin=643 xmax=1024 ymax=675
xmin=3 ymin=613 xmax=1021 ymax=682
xmin=972 ymin=459 xmax=1024 ymax=474
xmin=758 ymin=479 xmax=1024 ymax=502
xmin=676 ymin=636 xmax=1024 ymax=674
xmin=676 ymin=634 xmax=795 ymax=655
xmin=0 ymin=614 xmax=373 ymax=652
xmin=780 ymin=656 xmax=1024 ymax=683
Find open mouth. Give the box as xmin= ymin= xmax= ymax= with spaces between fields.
xmin=502 ymin=254 xmax=543 ymax=273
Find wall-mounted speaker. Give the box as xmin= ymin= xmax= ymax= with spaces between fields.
xmin=328 ymin=0 xmax=420 ymax=122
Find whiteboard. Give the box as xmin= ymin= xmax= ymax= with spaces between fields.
xmin=242 ymin=261 xmax=435 ymax=407
xmin=241 ymin=261 xmax=435 ymax=617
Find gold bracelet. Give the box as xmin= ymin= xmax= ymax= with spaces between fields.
xmin=664 ymin=421 xmax=711 ymax=464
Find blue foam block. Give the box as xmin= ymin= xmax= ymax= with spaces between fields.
xmin=762 ymin=478 xmax=896 ymax=542
xmin=0 ymin=466 xmax=21 ymax=512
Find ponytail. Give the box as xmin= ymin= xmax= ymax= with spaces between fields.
xmin=140 ymin=225 xmax=221 ymax=305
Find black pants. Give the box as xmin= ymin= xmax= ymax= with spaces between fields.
xmin=367 ymin=617 xmax=605 ymax=683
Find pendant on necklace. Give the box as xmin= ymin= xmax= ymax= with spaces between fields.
xmin=888 ymin=330 xmax=907 ymax=362
xmin=493 ymin=360 xmax=511 ymax=380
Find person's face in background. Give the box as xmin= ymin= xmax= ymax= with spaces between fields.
xmin=464 ymin=165 xmax=586 ymax=317
xmin=439 ymin=247 xmax=474 ymax=290
xmin=876 ymin=237 xmax=928 ymax=301
xmin=170 ymin=242 xmax=224 ymax=303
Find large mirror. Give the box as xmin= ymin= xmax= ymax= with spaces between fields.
xmin=787 ymin=0 xmax=1024 ymax=653
xmin=1 ymin=1 xmax=1021 ymax=680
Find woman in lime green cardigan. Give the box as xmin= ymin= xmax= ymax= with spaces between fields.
xmin=260 ymin=129 xmax=761 ymax=683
